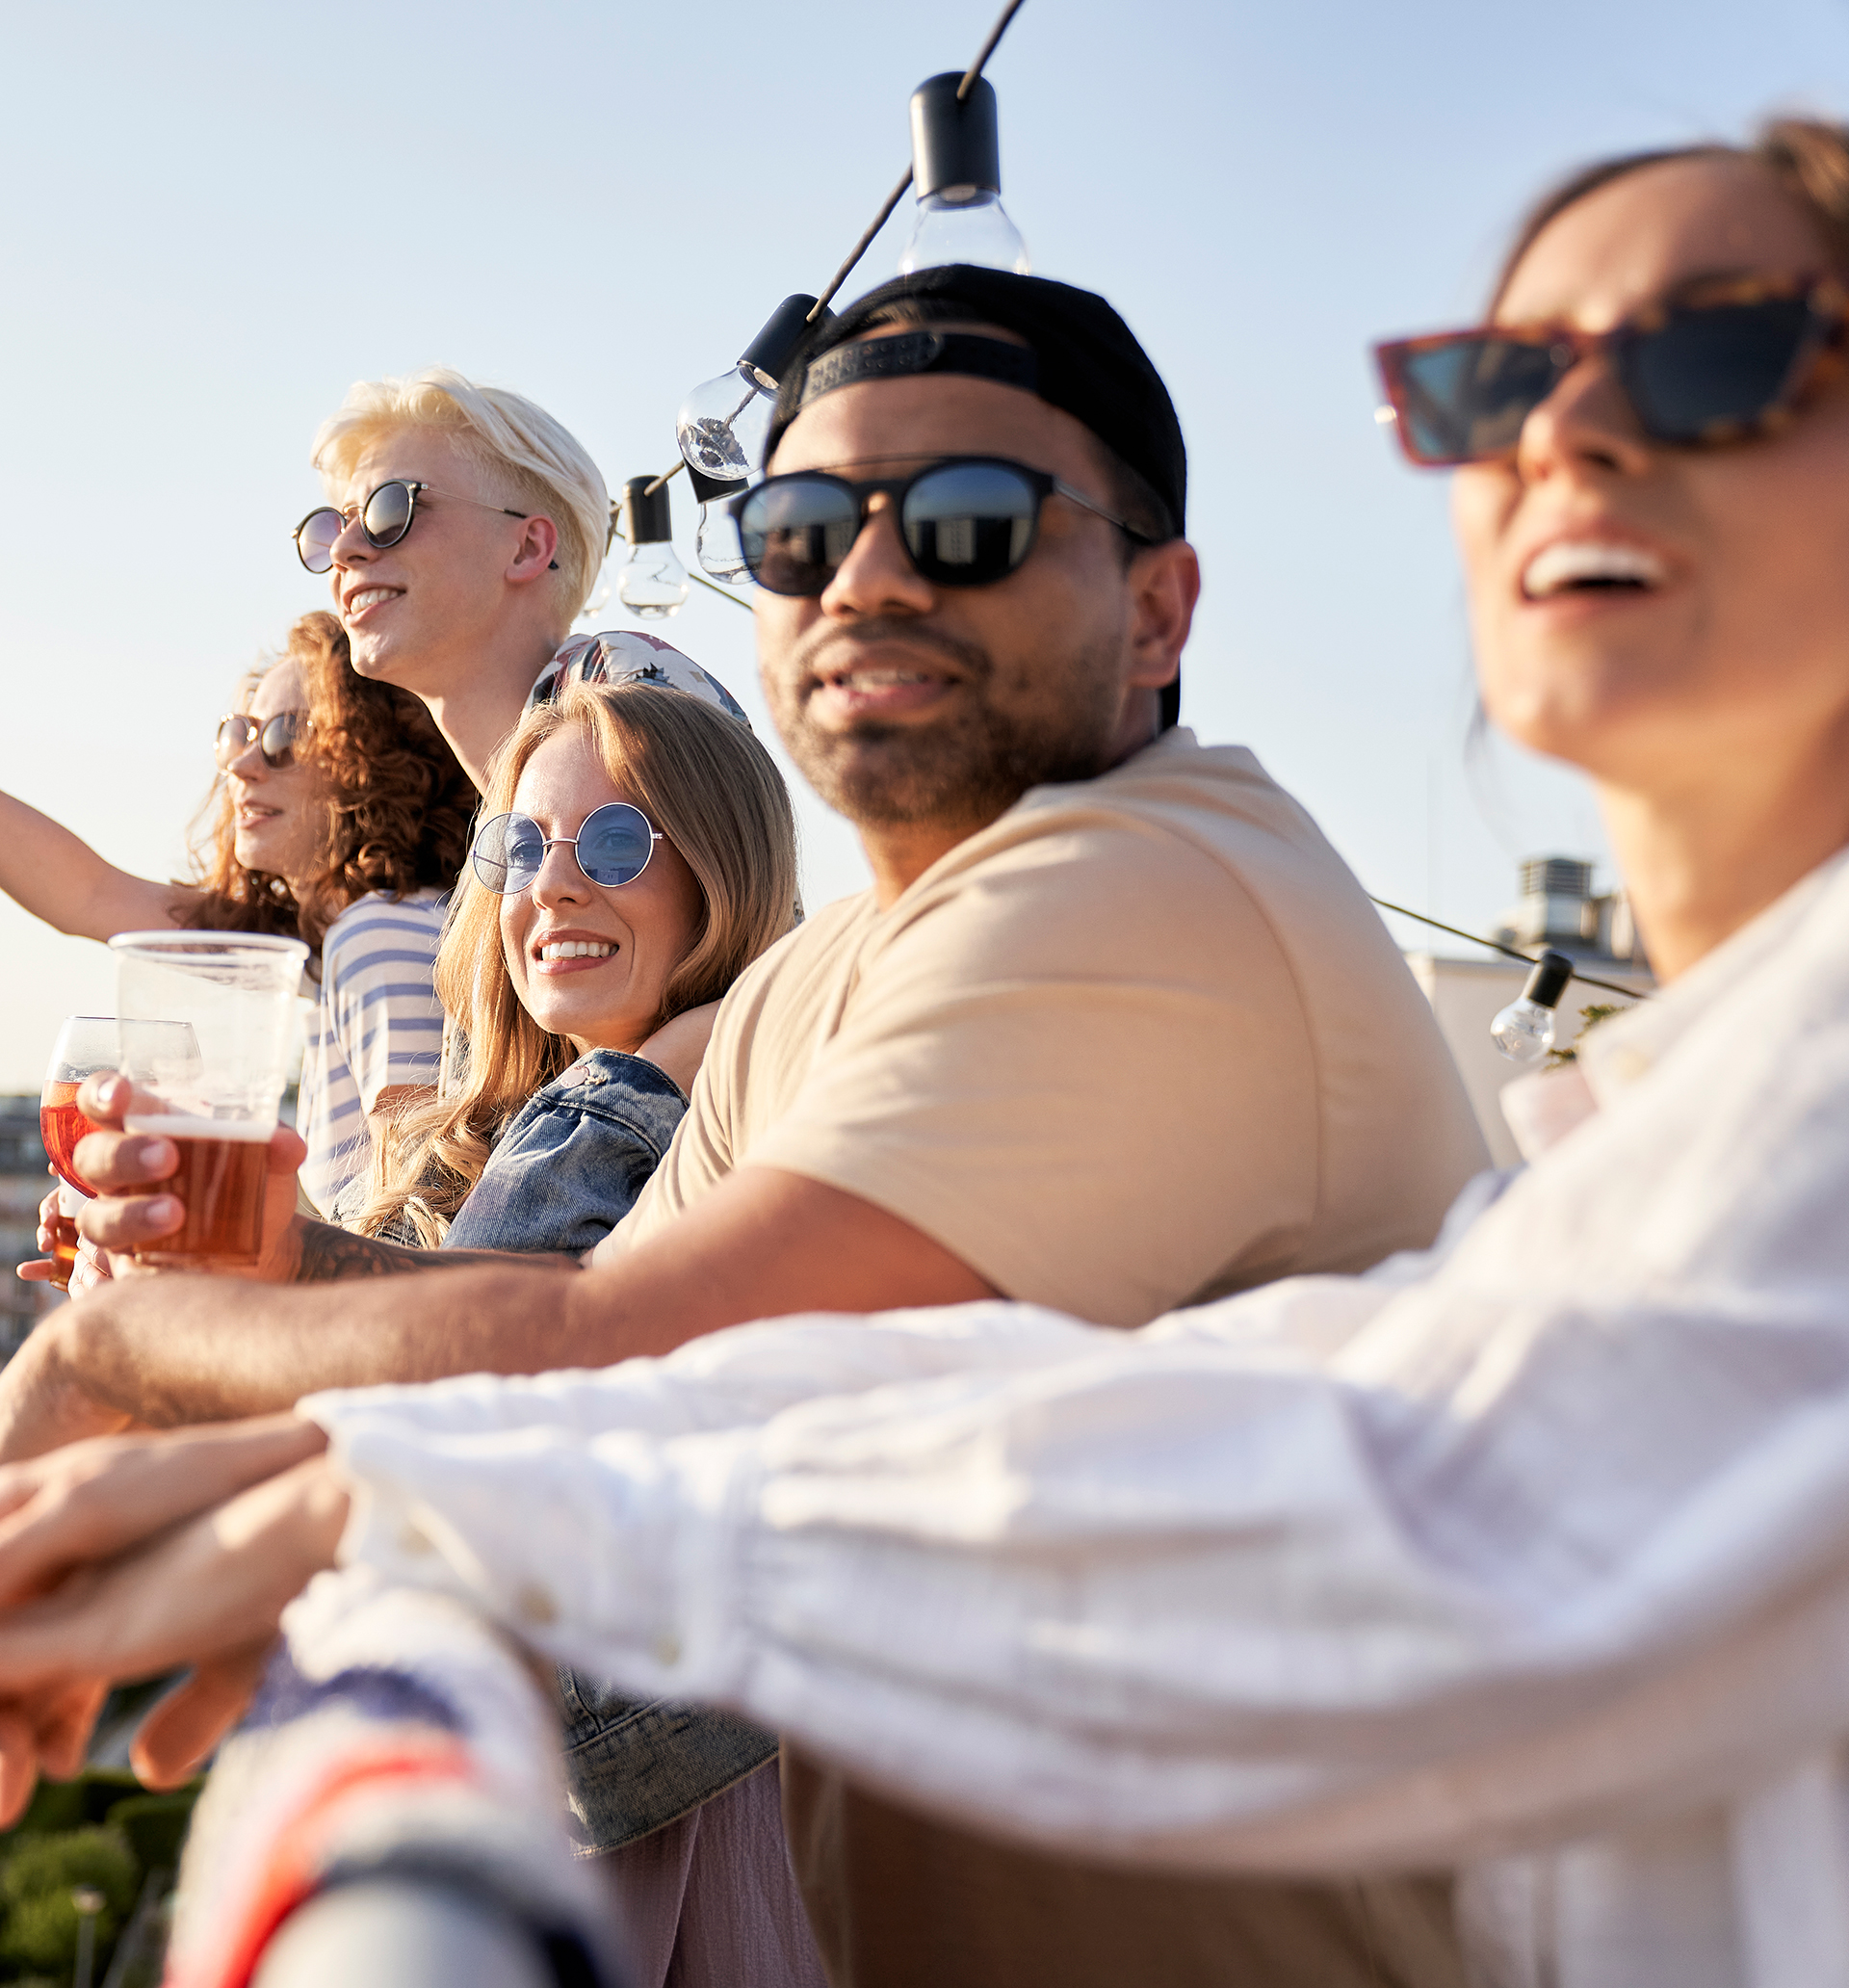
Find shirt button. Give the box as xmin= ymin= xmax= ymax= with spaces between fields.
xmin=397 ymin=1520 xmax=433 ymax=1556
xmin=1608 ymin=1046 xmax=1653 ymax=1084
xmin=653 ymin=1633 xmax=682 ymax=1667
xmin=516 ymin=1583 xmax=559 ymax=1626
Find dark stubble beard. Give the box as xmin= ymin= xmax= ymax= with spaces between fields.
xmin=770 ymin=617 xmax=1127 ymax=829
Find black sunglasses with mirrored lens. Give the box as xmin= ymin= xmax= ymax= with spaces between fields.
xmin=471 ymin=802 xmax=663 ymax=896
xmin=1373 ymin=278 xmax=1849 ymax=468
xmin=216 ymin=711 xmax=311 ymax=771
xmin=293 ymin=480 xmax=542 ymax=574
xmin=732 ymin=457 xmax=1151 ymax=597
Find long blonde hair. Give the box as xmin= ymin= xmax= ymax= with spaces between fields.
xmin=356 ymin=681 xmax=798 ymax=1242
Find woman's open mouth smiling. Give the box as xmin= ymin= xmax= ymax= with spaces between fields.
xmin=533 ymin=935 xmax=621 ymax=974
xmin=1521 ymin=540 xmax=1669 ymax=601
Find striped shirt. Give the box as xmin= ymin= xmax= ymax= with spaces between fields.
xmin=299 ymin=891 xmax=446 ymax=1218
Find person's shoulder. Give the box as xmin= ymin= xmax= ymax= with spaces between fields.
xmin=325 ymin=889 xmax=448 ymax=941
xmin=731 ymin=892 xmax=879 ymax=987
xmin=1041 ymin=730 xmax=1317 ymax=843
xmin=508 ymin=1050 xmax=690 ymax=1158
xmin=321 ymin=890 xmax=447 ymax=979
xmin=975 ymin=729 xmax=1366 ymax=907
xmin=539 ymin=1047 xmax=688 ymax=1112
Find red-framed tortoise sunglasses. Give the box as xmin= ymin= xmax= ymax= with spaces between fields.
xmin=1373 ymin=275 xmax=1849 ymax=468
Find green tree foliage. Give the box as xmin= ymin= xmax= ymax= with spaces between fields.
xmin=0 ymin=1827 xmax=135 ymax=1975
xmin=0 ymin=1770 xmax=201 ymax=1983
xmin=1547 ymin=1002 xmax=1627 ymax=1066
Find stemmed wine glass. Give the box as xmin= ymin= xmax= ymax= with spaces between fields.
xmin=39 ymin=1017 xmax=119 ymax=1291
xmin=39 ymin=1016 xmax=199 ymax=1291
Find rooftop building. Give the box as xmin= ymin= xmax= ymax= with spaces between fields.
xmin=1409 ymin=855 xmax=1654 ymax=1168
xmin=1494 ymin=855 xmax=1649 ymax=968
xmin=0 ymin=1097 xmax=64 ymax=1361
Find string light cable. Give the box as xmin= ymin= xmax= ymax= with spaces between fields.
xmin=640 ymin=0 xmax=1030 ymax=504
xmin=1370 ymin=894 xmax=1651 ymax=1068
xmin=1367 ymin=896 xmax=1646 ymax=1000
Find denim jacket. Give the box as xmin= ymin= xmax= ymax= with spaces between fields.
xmin=443 ymin=1049 xmax=779 ymax=1849
xmin=444 ymin=1048 xmax=686 ymax=1257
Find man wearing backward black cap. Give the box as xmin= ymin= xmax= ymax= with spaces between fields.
xmin=21 ymin=270 xmax=1486 ymax=1985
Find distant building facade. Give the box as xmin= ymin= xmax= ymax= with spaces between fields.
xmin=0 ymin=1098 xmax=62 ymax=1360
xmin=1493 ymin=854 xmax=1649 ymax=969
xmin=1407 ymin=855 xmax=1654 ymax=1169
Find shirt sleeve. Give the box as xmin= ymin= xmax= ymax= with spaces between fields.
xmin=747 ymin=822 xmax=1321 ymax=1326
xmin=303 ymin=863 xmax=1849 ymax=1880
xmin=324 ymin=901 xmax=446 ymax=1115
xmin=304 ymin=1256 xmax=1849 ymax=1876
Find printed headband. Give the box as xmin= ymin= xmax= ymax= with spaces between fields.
xmin=796 ymin=330 xmax=1040 ymax=410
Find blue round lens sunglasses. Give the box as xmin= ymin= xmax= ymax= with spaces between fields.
xmin=471 ymin=802 xmax=662 ymax=896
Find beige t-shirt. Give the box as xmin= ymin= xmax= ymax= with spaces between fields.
xmin=618 ymin=727 xmax=1486 ymax=1327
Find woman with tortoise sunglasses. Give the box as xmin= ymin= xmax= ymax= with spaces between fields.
xmin=1374 ymin=121 xmax=1849 ymax=990
xmin=15 ymin=118 xmax=1849 ymax=1988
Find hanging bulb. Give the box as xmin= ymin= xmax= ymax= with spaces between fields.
xmin=575 ymin=502 xmax=623 ymax=627
xmin=1491 ymin=951 xmax=1576 ymax=1065
xmin=694 ymin=503 xmax=750 ymax=586
xmin=677 ymin=296 xmax=821 ymax=485
xmin=898 ymin=74 xmax=1029 ymax=276
xmin=619 ymin=541 xmax=690 ymax=619
xmin=579 ymin=570 xmax=612 ymax=623
xmin=615 ymin=475 xmax=690 ymax=621
xmin=687 ymin=463 xmax=753 ymax=587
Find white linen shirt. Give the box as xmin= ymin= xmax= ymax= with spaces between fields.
xmin=303 ymin=846 xmax=1849 ymax=1988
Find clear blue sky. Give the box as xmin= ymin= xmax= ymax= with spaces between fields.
xmin=4 ymin=0 xmax=1848 ymax=1087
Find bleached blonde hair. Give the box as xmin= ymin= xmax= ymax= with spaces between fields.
xmin=312 ymin=367 xmax=610 ymax=631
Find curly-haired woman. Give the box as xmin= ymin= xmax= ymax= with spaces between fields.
xmin=0 ymin=611 xmax=473 ymax=1217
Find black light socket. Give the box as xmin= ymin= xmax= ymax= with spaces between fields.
xmin=1522 ymin=950 xmax=1576 ymax=1011
xmin=740 ymin=295 xmax=823 ymax=386
xmin=685 ymin=463 xmax=744 ymax=505
xmin=909 ymin=73 xmax=1003 ymax=199
xmin=621 ymin=475 xmax=672 ymax=546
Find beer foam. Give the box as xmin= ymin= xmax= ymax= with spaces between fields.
xmin=123 ymin=1115 xmax=273 ymax=1143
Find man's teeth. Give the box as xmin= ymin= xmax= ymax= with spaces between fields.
xmin=827 ymin=668 xmax=937 ymax=689
xmin=349 ymin=588 xmax=400 ymax=613
xmin=540 ymin=940 xmax=615 ymax=961
xmin=1523 ymin=541 xmax=1667 ymax=599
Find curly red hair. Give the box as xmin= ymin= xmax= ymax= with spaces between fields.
xmin=186 ymin=613 xmax=473 ymax=956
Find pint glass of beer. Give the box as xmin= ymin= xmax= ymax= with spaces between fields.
xmin=108 ymin=932 xmax=308 ymax=1267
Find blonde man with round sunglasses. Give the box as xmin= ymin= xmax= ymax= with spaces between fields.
xmin=297 ymin=367 xmax=613 ymax=792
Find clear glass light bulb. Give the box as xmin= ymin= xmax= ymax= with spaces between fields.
xmin=617 ymin=541 xmax=690 ymax=620
xmin=677 ymin=363 xmax=776 ymax=484
xmin=695 ymin=500 xmax=751 ymax=586
xmin=898 ymin=187 xmax=1030 ymax=276
xmin=577 ymin=562 xmax=614 ymax=626
xmin=1490 ymin=996 xmax=1557 ymax=1065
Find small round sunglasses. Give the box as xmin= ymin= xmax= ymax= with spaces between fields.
xmin=1373 ymin=275 xmax=1849 ymax=468
xmin=216 ymin=710 xmax=311 ymax=771
xmin=731 ymin=455 xmax=1152 ymax=597
xmin=471 ymin=802 xmax=662 ymax=896
xmin=293 ymin=479 xmax=556 ymax=575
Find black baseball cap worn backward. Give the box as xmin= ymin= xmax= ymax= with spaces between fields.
xmin=766 ymin=266 xmax=1189 ymax=729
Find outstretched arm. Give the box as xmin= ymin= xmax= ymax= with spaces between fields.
xmin=0 ymin=1152 xmax=997 ymax=1457
xmin=0 ymin=791 xmax=198 ymax=940
xmin=1 ymin=1273 xmax=1844 ymax=1872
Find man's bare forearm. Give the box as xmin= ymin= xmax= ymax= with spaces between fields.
xmin=291 ymin=1220 xmax=574 ymax=1283
xmin=20 ymin=1167 xmax=998 ymax=1445
xmin=55 ymin=1261 xmax=597 ymax=1428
